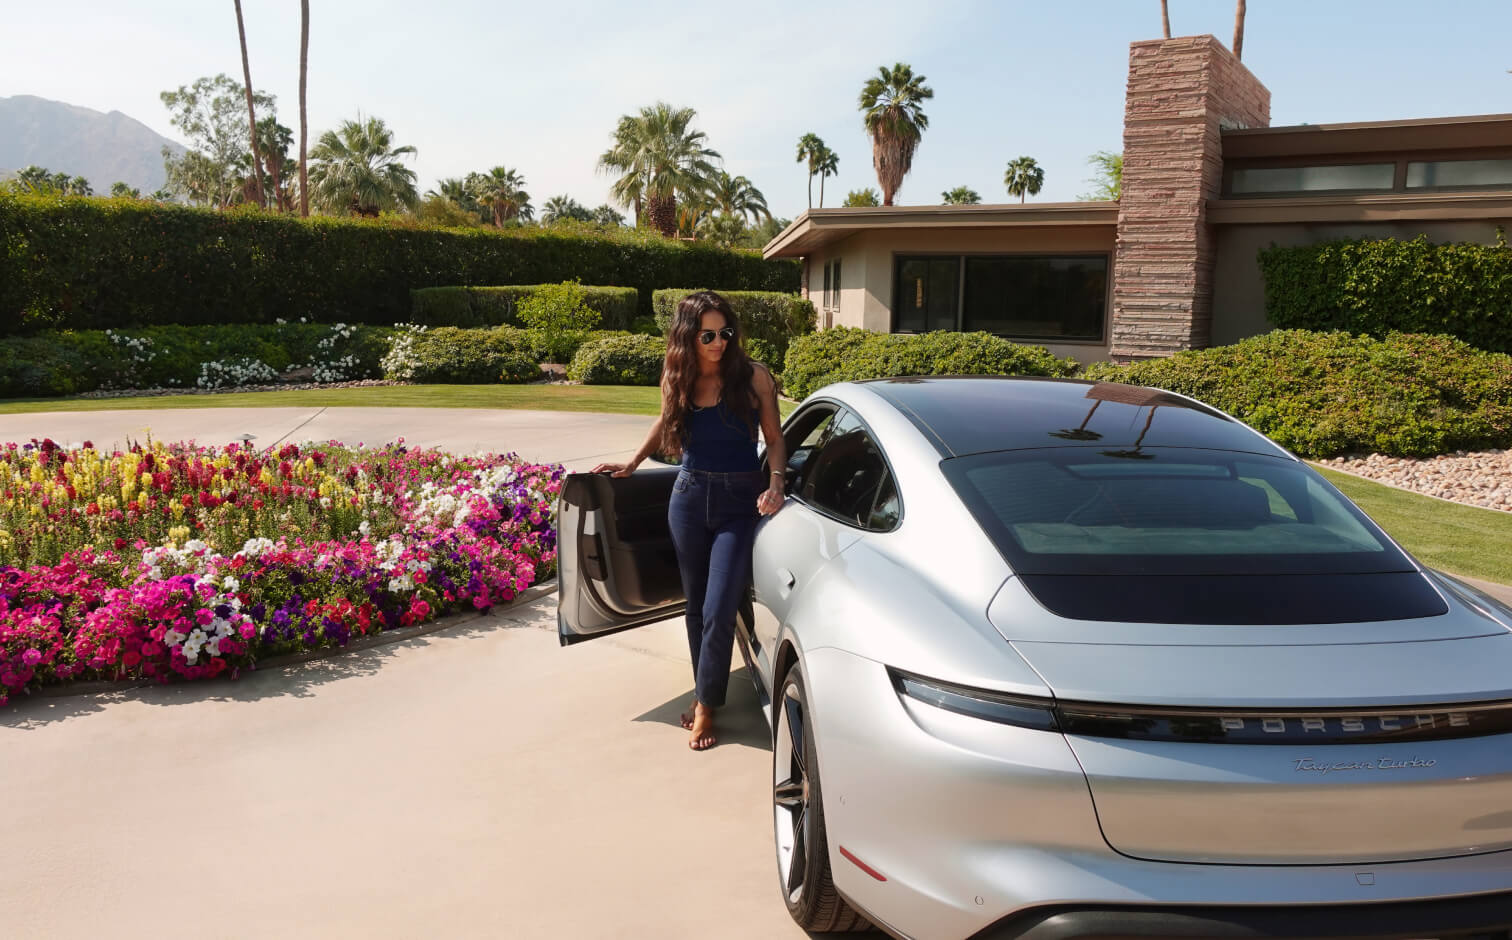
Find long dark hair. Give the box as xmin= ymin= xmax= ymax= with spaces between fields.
xmin=660 ymin=290 xmax=757 ymax=454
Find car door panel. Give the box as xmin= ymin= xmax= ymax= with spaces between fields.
xmin=557 ymin=467 xmax=685 ymax=645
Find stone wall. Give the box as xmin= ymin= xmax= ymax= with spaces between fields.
xmin=1110 ymin=36 xmax=1270 ymax=359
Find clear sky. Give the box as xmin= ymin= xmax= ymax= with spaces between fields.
xmin=3 ymin=0 xmax=1508 ymax=220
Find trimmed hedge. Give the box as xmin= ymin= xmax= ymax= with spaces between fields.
xmin=0 ymin=322 xmax=392 ymax=398
xmin=403 ymin=326 xmax=540 ymax=384
xmin=567 ymin=334 xmax=666 ymax=386
xmin=1259 ymin=233 xmax=1512 ymax=354
xmin=782 ymin=328 xmax=1079 ymax=399
xmin=651 ymin=289 xmax=816 ymax=360
xmin=410 ymin=284 xmax=638 ymax=331
xmin=1080 ymin=330 xmax=1512 ymax=458
xmin=0 ymin=194 xmax=799 ymax=333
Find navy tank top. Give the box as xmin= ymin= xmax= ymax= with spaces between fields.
xmin=681 ymin=398 xmax=760 ymax=472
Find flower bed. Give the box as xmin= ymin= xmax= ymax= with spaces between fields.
xmin=0 ymin=437 xmax=562 ymax=706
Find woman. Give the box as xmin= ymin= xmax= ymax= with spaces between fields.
xmin=593 ymin=291 xmax=786 ymax=751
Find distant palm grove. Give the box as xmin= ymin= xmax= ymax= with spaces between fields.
xmin=2 ymin=8 xmax=1127 ymax=254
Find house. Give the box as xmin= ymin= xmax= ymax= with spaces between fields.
xmin=762 ymin=35 xmax=1512 ymax=362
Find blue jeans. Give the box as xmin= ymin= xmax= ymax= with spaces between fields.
xmin=667 ymin=467 xmax=764 ymax=709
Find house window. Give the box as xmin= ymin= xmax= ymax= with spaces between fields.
xmin=892 ymin=254 xmax=1107 ymax=342
xmin=893 ymin=256 xmax=960 ymax=332
xmin=1406 ymin=159 xmax=1512 ymax=189
xmin=1229 ymin=163 xmax=1395 ymax=195
xmin=832 ymin=259 xmax=842 ymax=311
xmin=962 ymin=255 xmax=1107 ymax=341
xmin=822 ymin=261 xmax=832 ymax=309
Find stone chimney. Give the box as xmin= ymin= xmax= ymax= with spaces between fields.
xmin=1110 ymin=36 xmax=1270 ymax=359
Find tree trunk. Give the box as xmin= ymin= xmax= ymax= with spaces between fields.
xmin=1161 ymin=0 xmax=1171 ymax=38
xmin=268 ymin=154 xmax=282 ymax=211
xmin=234 ymin=0 xmax=266 ymax=209
xmin=298 ymin=0 xmax=310 ymax=217
xmin=819 ymin=172 xmax=826 ymax=209
xmin=647 ymin=194 xmax=677 ymax=237
xmin=807 ymin=170 xmax=813 ymax=210
xmin=1233 ymin=0 xmax=1245 ymax=60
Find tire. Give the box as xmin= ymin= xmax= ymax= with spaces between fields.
xmin=773 ymin=663 xmax=871 ymax=932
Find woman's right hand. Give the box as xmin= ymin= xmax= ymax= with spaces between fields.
xmin=591 ymin=460 xmax=637 ymax=477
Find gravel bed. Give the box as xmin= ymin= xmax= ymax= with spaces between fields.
xmin=1314 ymin=451 xmax=1512 ymax=514
xmin=74 ymin=378 xmax=407 ymax=399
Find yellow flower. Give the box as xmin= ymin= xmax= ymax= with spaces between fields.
xmin=141 ymin=472 xmax=154 ymax=488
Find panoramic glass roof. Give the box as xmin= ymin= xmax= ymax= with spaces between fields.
xmin=859 ymin=376 xmax=1287 ymax=458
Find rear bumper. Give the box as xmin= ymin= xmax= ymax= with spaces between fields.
xmin=802 ymin=647 xmax=1512 ymax=940
xmin=971 ymin=891 xmax=1512 ymax=939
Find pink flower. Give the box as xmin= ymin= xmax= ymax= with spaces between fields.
xmin=21 ymin=649 xmax=41 ymax=666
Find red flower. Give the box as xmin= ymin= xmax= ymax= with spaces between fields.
xmin=85 ymin=502 xmax=100 ymax=516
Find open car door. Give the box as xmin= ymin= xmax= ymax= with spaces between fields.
xmin=557 ymin=467 xmax=686 ymax=645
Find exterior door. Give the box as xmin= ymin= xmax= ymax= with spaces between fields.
xmin=557 ymin=466 xmax=686 ymax=645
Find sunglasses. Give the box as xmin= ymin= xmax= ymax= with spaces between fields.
xmin=698 ymin=327 xmax=737 ymax=345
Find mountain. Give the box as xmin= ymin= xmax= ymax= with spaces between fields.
xmin=0 ymin=95 xmax=186 ymax=194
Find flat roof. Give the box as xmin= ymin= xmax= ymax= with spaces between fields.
xmin=1222 ymin=112 xmax=1512 ymax=160
xmin=761 ymin=202 xmax=1119 ymax=259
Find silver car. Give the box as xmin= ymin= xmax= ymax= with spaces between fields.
xmin=557 ymin=376 xmax=1512 ymax=939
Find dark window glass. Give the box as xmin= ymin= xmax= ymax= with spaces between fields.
xmin=1407 ymin=159 xmax=1512 ymax=189
xmin=833 ymin=259 xmax=842 ymax=309
xmin=1230 ymin=163 xmax=1394 ymax=195
xmin=942 ymin=447 xmax=1415 ymax=577
xmin=803 ymin=411 xmax=896 ymax=529
xmin=962 ymin=255 xmax=1107 ymax=341
xmin=782 ymin=405 xmax=838 ymax=494
xmin=893 ymin=256 xmax=959 ymax=332
xmin=822 ymin=261 xmax=832 ymax=309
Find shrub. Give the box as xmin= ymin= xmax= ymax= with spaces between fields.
xmin=651 ymin=289 xmax=816 ymax=360
xmin=0 ymin=322 xmax=393 ymax=398
xmin=410 ymin=284 xmax=638 ymax=330
xmin=1259 ymin=233 xmax=1512 ymax=354
xmin=782 ymin=328 xmax=1079 ymax=399
xmin=515 ymin=281 xmax=602 ymax=362
xmin=1080 ymin=329 xmax=1512 ymax=458
xmin=403 ymin=326 xmax=539 ymax=384
xmin=567 ymin=334 xmax=666 ymax=386
xmin=0 ymin=193 xmax=797 ymax=333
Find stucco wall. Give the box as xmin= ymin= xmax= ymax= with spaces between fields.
xmin=806 ymin=226 xmax=1118 ymax=363
xmin=1212 ymin=221 xmax=1509 ymax=345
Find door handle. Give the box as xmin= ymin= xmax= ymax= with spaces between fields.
xmin=777 ymin=568 xmax=796 ymax=590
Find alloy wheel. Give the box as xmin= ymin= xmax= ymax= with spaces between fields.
xmin=773 ymin=679 xmax=811 ymax=905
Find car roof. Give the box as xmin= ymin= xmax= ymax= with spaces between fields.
xmin=853 ymin=375 xmax=1290 ymax=459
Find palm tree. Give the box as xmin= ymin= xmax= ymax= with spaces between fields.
xmin=590 ymin=204 xmax=625 ymax=226
xmin=859 ymin=63 xmax=934 ymax=206
xmin=471 ymin=167 xmax=532 ymax=226
xmin=1232 ymin=0 xmax=1246 ymax=60
xmin=1004 ymin=156 xmax=1044 ymax=203
xmin=1161 ymin=0 xmax=1171 ymax=38
xmin=298 ymin=0 xmax=310 ymax=217
xmin=707 ymin=170 xmax=771 ymax=224
xmin=597 ymin=102 xmax=721 ymax=237
xmin=307 ymin=115 xmax=419 ymax=216
xmin=941 ymin=186 xmax=981 ymax=205
xmin=233 ymin=0 xmax=265 ymax=208
xmin=543 ymin=194 xmax=592 ymax=224
xmin=816 ymin=147 xmax=839 ymax=208
xmin=254 ymin=117 xmax=294 ymax=210
xmin=110 ymin=181 xmax=141 ymax=198
xmin=795 ymin=133 xmax=825 ymax=210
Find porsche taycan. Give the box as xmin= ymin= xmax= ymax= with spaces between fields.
xmin=557 ymin=376 xmax=1512 ymax=940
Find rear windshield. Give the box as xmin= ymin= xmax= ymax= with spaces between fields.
xmin=941 ymin=448 xmax=1414 ymax=576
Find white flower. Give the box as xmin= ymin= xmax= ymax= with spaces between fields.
xmin=222 ymin=576 xmax=240 ymax=592
xmin=164 ymin=629 xmax=186 ymax=646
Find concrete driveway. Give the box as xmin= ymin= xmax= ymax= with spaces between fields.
xmin=0 ymin=407 xmax=825 ymax=939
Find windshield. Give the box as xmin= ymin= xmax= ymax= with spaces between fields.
xmin=942 ymin=447 xmax=1414 ymax=577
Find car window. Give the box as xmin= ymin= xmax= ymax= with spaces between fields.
xmin=781 ymin=405 xmax=837 ymax=493
xmin=941 ymin=448 xmax=1414 ymax=576
xmin=802 ymin=411 xmax=898 ymax=531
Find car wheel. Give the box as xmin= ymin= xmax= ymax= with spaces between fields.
xmin=773 ymin=663 xmax=869 ymax=932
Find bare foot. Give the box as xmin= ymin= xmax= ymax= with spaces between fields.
xmin=688 ymin=702 xmax=717 ymax=751
xmin=680 ymin=700 xmax=697 ymax=730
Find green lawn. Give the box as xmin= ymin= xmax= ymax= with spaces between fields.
xmin=0 ymin=383 xmax=802 ymax=418
xmin=1315 ymin=466 xmax=1512 ymax=585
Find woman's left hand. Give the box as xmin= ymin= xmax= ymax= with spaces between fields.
xmin=757 ymin=484 xmax=784 ymax=516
